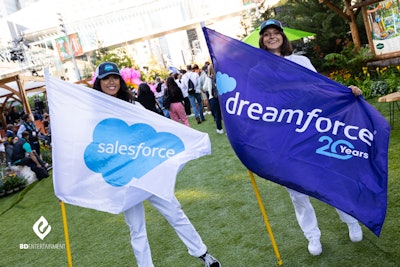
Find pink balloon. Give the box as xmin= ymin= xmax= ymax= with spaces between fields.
xmin=90 ymin=67 xmax=142 ymax=89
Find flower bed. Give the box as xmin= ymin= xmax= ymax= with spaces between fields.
xmin=0 ymin=167 xmax=27 ymax=197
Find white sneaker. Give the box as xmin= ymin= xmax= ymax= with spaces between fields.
xmin=199 ymin=252 xmax=221 ymax=267
xmin=308 ymin=239 xmax=322 ymax=256
xmin=348 ymin=222 xmax=363 ymax=242
xmin=216 ymin=129 xmax=224 ymax=134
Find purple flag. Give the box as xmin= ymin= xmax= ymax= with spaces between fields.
xmin=203 ymin=27 xmax=390 ymax=236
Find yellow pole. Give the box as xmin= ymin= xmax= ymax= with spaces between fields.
xmin=59 ymin=200 xmax=73 ymax=267
xmin=248 ymin=170 xmax=283 ymax=266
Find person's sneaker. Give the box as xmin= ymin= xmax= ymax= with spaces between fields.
xmin=348 ymin=222 xmax=363 ymax=242
xmin=198 ymin=252 xmax=221 ymax=267
xmin=216 ymin=129 xmax=224 ymax=134
xmin=308 ymin=239 xmax=322 ymax=256
xmin=43 ymin=163 xmax=52 ymax=171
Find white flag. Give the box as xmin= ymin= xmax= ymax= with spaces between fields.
xmin=45 ymin=70 xmax=211 ymax=214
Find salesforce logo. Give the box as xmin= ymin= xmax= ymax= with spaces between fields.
xmin=84 ymin=118 xmax=184 ymax=186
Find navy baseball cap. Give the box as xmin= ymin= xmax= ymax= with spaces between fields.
xmin=259 ymin=19 xmax=284 ymax=35
xmin=95 ymin=62 xmax=121 ymax=79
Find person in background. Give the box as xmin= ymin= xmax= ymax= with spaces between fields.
xmin=258 ymin=19 xmax=363 ymax=257
xmin=136 ymin=82 xmax=159 ymax=114
xmin=182 ymin=65 xmax=205 ymax=124
xmin=166 ymin=76 xmax=190 ymax=126
xmin=203 ymin=64 xmax=223 ymax=134
xmin=0 ymin=132 xmax=6 ymax=164
xmin=177 ymin=70 xmax=192 ymax=116
xmin=203 ymin=61 xmax=211 ymax=71
xmin=8 ymin=106 xmax=20 ymax=125
xmin=197 ymin=64 xmax=211 ymax=115
xmin=4 ymin=109 xmax=11 ymax=125
xmin=12 ymin=131 xmax=49 ymax=180
xmin=92 ymin=62 xmax=221 ymax=267
xmin=5 ymin=124 xmax=16 ymax=165
xmin=42 ymin=113 xmax=51 ymax=146
xmin=17 ymin=113 xmax=42 ymax=157
xmin=154 ymin=77 xmax=170 ymax=118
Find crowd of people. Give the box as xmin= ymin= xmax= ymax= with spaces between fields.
xmin=136 ymin=62 xmax=225 ymax=135
xmin=1 ymin=105 xmax=52 ymax=181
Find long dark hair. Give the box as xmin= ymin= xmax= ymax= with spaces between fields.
xmin=259 ymin=31 xmax=293 ymax=56
xmin=166 ymin=76 xmax=182 ymax=99
xmin=93 ymin=76 xmax=135 ymax=103
xmin=137 ymin=82 xmax=153 ymax=96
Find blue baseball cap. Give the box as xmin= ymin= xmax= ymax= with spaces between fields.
xmin=95 ymin=62 xmax=121 ymax=79
xmin=259 ymin=19 xmax=284 ymax=35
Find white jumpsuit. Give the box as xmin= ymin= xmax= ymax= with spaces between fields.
xmin=284 ymin=54 xmax=358 ymax=242
xmin=286 ymin=188 xmax=358 ymax=241
xmin=124 ymin=194 xmax=207 ymax=267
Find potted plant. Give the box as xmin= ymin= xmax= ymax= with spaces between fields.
xmin=3 ymin=175 xmax=15 ymax=194
xmin=2 ymin=170 xmax=25 ymax=194
xmin=15 ymin=175 xmax=27 ymax=190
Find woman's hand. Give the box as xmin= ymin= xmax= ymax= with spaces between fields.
xmin=349 ymin=85 xmax=362 ymax=96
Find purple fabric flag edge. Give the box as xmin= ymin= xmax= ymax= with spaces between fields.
xmin=202 ymin=26 xmax=390 ymax=237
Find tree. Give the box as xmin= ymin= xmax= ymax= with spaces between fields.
xmin=237 ymin=0 xmax=275 ymax=40
xmin=319 ymin=0 xmax=363 ymax=51
xmin=95 ymin=47 xmax=136 ymax=69
xmin=273 ymin=0 xmax=367 ymax=70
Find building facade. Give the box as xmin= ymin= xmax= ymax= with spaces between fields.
xmin=1 ymin=0 xmax=254 ymax=81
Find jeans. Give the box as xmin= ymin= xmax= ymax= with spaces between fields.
xmin=183 ymin=97 xmax=191 ymax=115
xmin=209 ymin=97 xmax=223 ymax=130
xmin=188 ymin=93 xmax=204 ymax=121
xmin=157 ymin=96 xmax=170 ymax=118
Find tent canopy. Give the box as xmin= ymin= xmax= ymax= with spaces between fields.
xmin=0 ymin=74 xmax=46 ymax=128
xmin=243 ymin=27 xmax=316 ymax=48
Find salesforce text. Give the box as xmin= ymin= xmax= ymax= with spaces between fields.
xmin=97 ymin=141 xmax=176 ymax=159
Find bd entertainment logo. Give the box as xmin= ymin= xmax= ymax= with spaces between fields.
xmin=20 ymin=216 xmax=65 ymax=250
xmin=33 ymin=215 xmax=51 ymax=240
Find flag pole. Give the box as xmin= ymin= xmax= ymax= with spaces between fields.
xmin=247 ymin=170 xmax=283 ymax=266
xmin=59 ymin=200 xmax=73 ymax=267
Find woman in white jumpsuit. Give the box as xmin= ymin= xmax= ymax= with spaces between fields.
xmin=258 ymin=19 xmax=364 ymax=256
xmin=92 ymin=62 xmax=221 ymax=267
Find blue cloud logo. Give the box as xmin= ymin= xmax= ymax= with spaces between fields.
xmin=84 ymin=118 xmax=185 ymax=186
xmin=104 ymin=64 xmax=114 ymax=71
xmin=216 ymin=71 xmax=237 ymax=94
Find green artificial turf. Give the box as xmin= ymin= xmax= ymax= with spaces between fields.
xmin=1 ymin=98 xmax=399 ymax=266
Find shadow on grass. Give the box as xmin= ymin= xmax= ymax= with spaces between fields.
xmin=0 ymin=181 xmax=39 ymax=215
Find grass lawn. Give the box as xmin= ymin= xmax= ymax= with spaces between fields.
xmin=1 ymin=98 xmax=399 ymax=267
